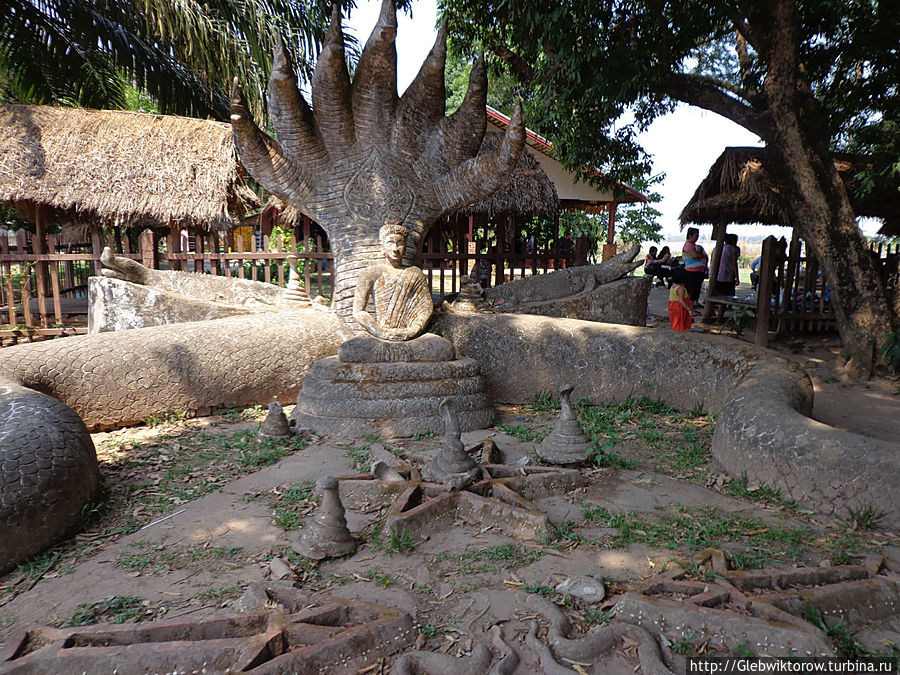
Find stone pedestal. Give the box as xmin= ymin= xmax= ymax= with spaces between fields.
xmin=292 ymin=333 xmax=492 ymax=439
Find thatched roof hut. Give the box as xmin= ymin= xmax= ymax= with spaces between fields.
xmin=680 ymin=146 xmax=900 ymax=235
xmin=457 ymin=133 xmax=558 ymax=217
xmin=0 ymin=104 xmax=261 ymax=231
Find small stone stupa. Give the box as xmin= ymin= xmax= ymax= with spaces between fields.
xmin=539 ymin=384 xmax=592 ymax=465
xmin=292 ymin=476 xmax=357 ymax=560
xmin=422 ymin=399 xmax=481 ymax=489
xmin=258 ymin=401 xmax=292 ymax=438
xmin=282 ymin=255 xmax=311 ymax=306
xmin=292 ymin=222 xmax=492 ymax=438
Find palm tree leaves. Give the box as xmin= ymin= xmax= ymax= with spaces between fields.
xmin=0 ymin=0 xmax=333 ymax=119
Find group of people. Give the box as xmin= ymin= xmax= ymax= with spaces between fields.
xmin=661 ymin=227 xmax=742 ymax=332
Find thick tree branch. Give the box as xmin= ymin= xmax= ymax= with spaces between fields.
xmin=660 ymin=73 xmax=771 ymax=138
xmin=493 ymin=45 xmax=534 ymax=82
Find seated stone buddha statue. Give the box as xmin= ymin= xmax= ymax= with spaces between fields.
xmin=352 ymin=220 xmax=433 ymax=342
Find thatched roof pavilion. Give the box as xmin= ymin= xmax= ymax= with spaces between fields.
xmin=0 ymin=104 xmax=261 ymax=231
xmin=680 ymin=146 xmax=900 ymax=235
xmin=457 ymin=132 xmax=558 ymax=217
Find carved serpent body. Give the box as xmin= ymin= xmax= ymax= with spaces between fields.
xmin=1 ymin=377 xmax=98 ymax=573
xmin=0 ymin=307 xmax=343 ymax=573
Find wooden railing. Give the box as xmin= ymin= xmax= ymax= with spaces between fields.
xmin=1 ymin=219 xmax=583 ymax=345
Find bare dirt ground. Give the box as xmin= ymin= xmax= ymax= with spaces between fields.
xmin=1 ymin=289 xmax=897 ymax=670
xmin=1 ymin=384 xmax=897 ymax=669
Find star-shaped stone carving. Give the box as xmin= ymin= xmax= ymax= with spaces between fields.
xmin=338 ymin=462 xmax=587 ymax=542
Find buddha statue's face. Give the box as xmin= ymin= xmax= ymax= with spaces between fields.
xmin=381 ymin=233 xmax=406 ymax=266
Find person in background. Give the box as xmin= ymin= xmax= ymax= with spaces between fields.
xmin=644 ymin=246 xmax=659 ymax=270
xmin=668 ymin=267 xmax=692 ymax=331
xmin=682 ymin=227 xmax=708 ymax=308
xmin=750 ymin=255 xmax=762 ymax=291
xmin=657 ymin=246 xmax=671 ymax=264
xmin=715 ymin=233 xmax=741 ymax=297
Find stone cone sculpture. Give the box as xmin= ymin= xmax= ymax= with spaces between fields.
xmin=282 ymin=255 xmax=311 ymax=306
xmin=292 ymin=476 xmax=357 ymax=560
xmin=450 ymin=275 xmax=486 ymax=311
xmin=259 ymin=401 xmax=292 ymax=438
xmin=422 ymin=399 xmax=481 ymax=489
xmin=539 ymin=384 xmax=592 ymax=465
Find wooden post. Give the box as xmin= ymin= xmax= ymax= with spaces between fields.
xmin=166 ymin=223 xmax=182 ymax=271
xmin=33 ymin=206 xmax=50 ymax=328
xmin=755 ymin=236 xmax=777 ymax=347
xmin=602 ymin=202 xmax=618 ymax=261
xmin=47 ymin=234 xmax=63 ymax=325
xmin=494 ymin=217 xmax=505 ymax=286
xmin=139 ymin=228 xmax=156 ymax=269
xmin=781 ymin=235 xmax=801 ymax=328
xmin=90 ymin=226 xmax=103 ymax=275
xmin=1 ymin=233 xmax=16 ymax=327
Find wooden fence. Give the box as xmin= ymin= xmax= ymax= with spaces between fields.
xmin=1 ymin=217 xmax=581 ymax=345
xmin=749 ymin=235 xmax=898 ymax=346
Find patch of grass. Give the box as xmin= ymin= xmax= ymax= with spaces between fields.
xmin=527 ymin=391 xmax=560 ymax=416
xmin=725 ymin=473 xmax=798 ymax=510
xmin=66 ymin=595 xmax=145 ymax=626
xmin=419 ymin=622 xmax=447 ymax=636
xmin=220 ymin=405 xmax=265 ymax=422
xmin=235 ymin=431 xmax=304 ymax=467
xmin=365 ymin=568 xmax=393 ymax=587
xmin=345 ymin=444 xmax=373 ymax=471
xmin=670 ymin=428 xmax=709 ymax=469
xmin=730 ymin=550 xmax=770 ymax=570
xmin=433 ymin=543 xmax=542 ymax=574
xmin=143 ymin=410 xmax=192 ymax=427
xmin=581 ymin=503 xmax=828 ymax=562
xmin=583 ymin=607 xmax=611 ymax=625
xmin=116 ymin=541 xmax=243 ymax=574
xmin=543 ymin=520 xmax=585 ymax=549
xmin=496 ymin=423 xmax=545 ymax=442
xmin=198 ymin=585 xmax=243 ymax=602
xmin=270 ymin=481 xmax=317 ymax=531
xmin=522 ymin=582 xmax=554 ymax=596
xmin=730 ymin=639 xmax=755 ymax=658
xmin=368 ymin=525 xmax=417 ymax=555
xmin=587 ymin=440 xmax=636 ymax=469
xmin=799 ymin=600 xmax=868 ymax=658
xmin=672 ymin=629 xmax=698 ymax=655
xmin=849 ymin=504 xmax=887 ymax=531
xmin=412 ymin=430 xmax=435 ymax=440
xmin=363 ymin=432 xmax=380 ymax=443
xmin=388 ymin=528 xmax=416 ymax=554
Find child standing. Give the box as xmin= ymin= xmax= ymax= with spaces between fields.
xmin=668 ymin=267 xmax=692 ymax=331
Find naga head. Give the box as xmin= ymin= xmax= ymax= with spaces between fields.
xmin=231 ymin=0 xmax=525 ymax=324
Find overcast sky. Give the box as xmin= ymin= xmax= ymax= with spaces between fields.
xmin=344 ymin=1 xmax=831 ymax=244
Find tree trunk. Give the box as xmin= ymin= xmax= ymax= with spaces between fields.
xmin=762 ymin=0 xmax=896 ymax=380
xmin=769 ymin=142 xmax=894 ymax=379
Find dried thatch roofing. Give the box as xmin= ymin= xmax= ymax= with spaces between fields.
xmin=457 ymin=133 xmax=559 ymax=217
xmin=680 ymin=146 xmax=900 ymax=235
xmin=0 ymin=104 xmax=261 ymax=231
